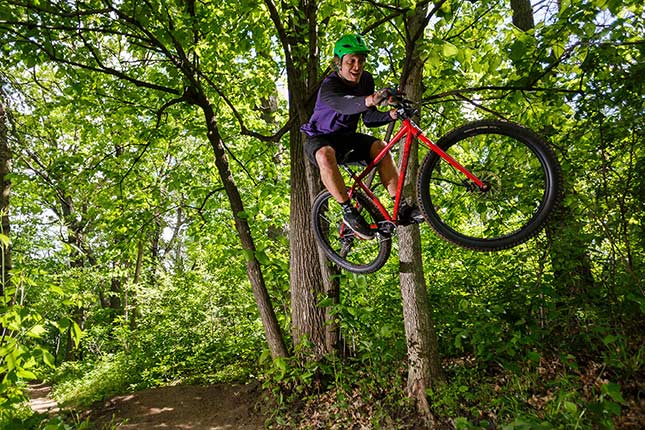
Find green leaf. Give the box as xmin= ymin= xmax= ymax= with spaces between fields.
xmin=48 ymin=285 xmax=66 ymax=296
xmin=71 ymin=321 xmax=83 ymax=348
xmin=601 ymin=383 xmax=625 ymax=404
xmin=379 ymin=324 xmax=393 ymax=338
xmin=255 ymin=249 xmax=270 ymax=265
xmin=273 ymin=357 xmax=288 ymax=378
xmin=602 ymin=334 xmax=617 ymax=345
xmin=591 ymin=0 xmax=609 ymax=9
xmin=0 ymin=234 xmax=10 ymax=248
xmin=597 ymin=400 xmax=622 ymax=417
xmin=317 ymin=297 xmax=334 ymax=308
xmin=17 ymin=368 xmax=37 ymax=380
xmin=559 ymin=0 xmax=571 ymax=13
xmin=427 ymin=50 xmax=441 ymax=69
xmin=552 ymin=42 xmax=565 ymax=59
xmin=42 ymin=350 xmax=56 ymax=368
xmin=527 ymin=350 xmax=541 ymax=362
xmin=58 ymin=318 xmax=70 ymax=331
xmin=564 ymin=401 xmax=578 ymax=414
xmin=442 ymin=42 xmax=459 ymax=58
xmin=438 ymin=0 xmax=452 ymax=16
xmin=5 ymin=351 xmax=17 ymax=370
xmin=27 ymin=324 xmax=47 ymax=338
xmin=509 ymin=40 xmax=525 ymax=61
xmin=583 ymin=22 xmax=596 ymax=37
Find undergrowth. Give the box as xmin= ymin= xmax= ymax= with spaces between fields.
xmin=261 ymin=351 xmax=419 ymax=430
xmin=260 ymin=348 xmax=642 ymax=430
xmin=5 ymin=342 xmax=642 ymax=429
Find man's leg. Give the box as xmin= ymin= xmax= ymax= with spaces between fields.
xmin=315 ymin=146 xmax=349 ymax=203
xmin=315 ymin=145 xmax=374 ymax=239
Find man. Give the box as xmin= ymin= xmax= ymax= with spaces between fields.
xmin=301 ymin=33 xmax=421 ymax=240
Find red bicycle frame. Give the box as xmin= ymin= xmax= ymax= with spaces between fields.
xmin=347 ymin=117 xmax=485 ymax=223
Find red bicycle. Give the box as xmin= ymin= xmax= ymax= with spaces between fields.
xmin=311 ymin=96 xmax=563 ymax=274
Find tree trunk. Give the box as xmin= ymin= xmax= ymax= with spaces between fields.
xmin=0 ymin=99 xmax=11 ymax=297
xmin=398 ymin=3 xmax=444 ymax=421
xmin=127 ymin=238 xmax=144 ymax=331
xmin=287 ymin=71 xmax=334 ymax=358
xmin=0 ymin=97 xmax=10 ymax=369
xmin=199 ymin=97 xmax=288 ymax=359
xmin=511 ymin=0 xmax=535 ymax=31
xmin=288 ymin=122 xmax=328 ymax=357
xmin=265 ymin=0 xmax=333 ymax=358
xmin=60 ymin=195 xmax=88 ymax=360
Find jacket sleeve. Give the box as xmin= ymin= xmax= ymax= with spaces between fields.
xmin=363 ymin=109 xmax=394 ymax=128
xmin=319 ymin=78 xmax=369 ymax=115
xmin=319 ymin=75 xmax=394 ymax=127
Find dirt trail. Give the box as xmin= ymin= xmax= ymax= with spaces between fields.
xmin=29 ymin=382 xmax=267 ymax=429
xmin=28 ymin=382 xmax=59 ymax=415
xmin=88 ymin=383 xmax=266 ymax=430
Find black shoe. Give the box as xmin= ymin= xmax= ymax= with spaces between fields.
xmin=342 ymin=206 xmax=375 ymax=240
xmin=399 ymin=201 xmax=424 ymax=226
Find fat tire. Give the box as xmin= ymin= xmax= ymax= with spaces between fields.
xmin=417 ymin=120 xmax=562 ymax=251
xmin=311 ymin=190 xmax=392 ymax=274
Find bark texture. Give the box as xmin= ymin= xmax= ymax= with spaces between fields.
xmin=264 ymin=0 xmax=335 ymax=358
xmin=397 ymin=2 xmax=444 ymax=421
xmin=0 ymin=100 xmax=11 ymax=295
xmin=200 ymin=96 xmax=288 ymax=359
xmin=511 ymin=0 xmax=535 ymax=31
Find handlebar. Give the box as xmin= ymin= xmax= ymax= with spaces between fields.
xmin=390 ymin=97 xmax=419 ymax=120
xmin=381 ymin=88 xmax=419 ymax=119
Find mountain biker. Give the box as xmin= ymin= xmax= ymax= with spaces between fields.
xmin=301 ymin=33 xmax=422 ymax=240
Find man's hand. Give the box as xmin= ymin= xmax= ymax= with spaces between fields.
xmin=365 ymin=88 xmax=394 ymax=107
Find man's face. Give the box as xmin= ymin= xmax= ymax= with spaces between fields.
xmin=338 ymin=54 xmax=367 ymax=85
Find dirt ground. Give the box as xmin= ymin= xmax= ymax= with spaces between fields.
xmin=30 ymin=382 xmax=267 ymax=430
xmin=29 ymin=371 xmax=644 ymax=429
xmin=29 ymin=382 xmax=60 ymax=415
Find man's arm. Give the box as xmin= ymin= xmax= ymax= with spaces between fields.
xmin=319 ymin=78 xmax=371 ymax=115
xmin=319 ymin=75 xmax=395 ymax=125
xmin=363 ymin=108 xmax=395 ymax=127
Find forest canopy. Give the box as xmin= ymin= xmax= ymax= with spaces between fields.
xmin=0 ymin=0 xmax=643 ymax=428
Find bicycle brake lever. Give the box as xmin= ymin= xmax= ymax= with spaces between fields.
xmin=395 ymin=101 xmax=416 ymax=119
xmin=396 ymin=99 xmax=418 ymax=118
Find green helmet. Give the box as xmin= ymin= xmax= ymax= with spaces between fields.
xmin=333 ymin=34 xmax=370 ymax=59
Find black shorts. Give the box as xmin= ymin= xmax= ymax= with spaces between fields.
xmin=304 ymin=133 xmax=378 ymax=167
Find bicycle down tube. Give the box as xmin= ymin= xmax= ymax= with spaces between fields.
xmin=348 ymin=117 xmax=486 ymax=223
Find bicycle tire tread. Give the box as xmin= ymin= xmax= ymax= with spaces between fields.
xmin=417 ymin=119 xmax=563 ymax=251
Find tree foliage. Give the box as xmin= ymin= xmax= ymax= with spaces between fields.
xmin=0 ymin=0 xmax=643 ymax=428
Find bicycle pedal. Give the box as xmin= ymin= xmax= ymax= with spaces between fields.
xmin=377 ymin=221 xmax=396 ymax=236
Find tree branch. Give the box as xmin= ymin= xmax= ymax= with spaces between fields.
xmin=455 ymin=93 xmax=509 ymax=121
xmin=262 ymin=0 xmax=293 ymax=68
xmin=423 ymin=85 xmax=583 ymax=103
xmin=2 ymin=24 xmax=181 ymax=95
xmin=199 ymin=72 xmax=292 ymax=143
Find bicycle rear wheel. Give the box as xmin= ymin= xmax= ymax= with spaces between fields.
xmin=311 ymin=190 xmax=391 ymax=274
xmin=417 ymin=120 xmax=562 ymax=250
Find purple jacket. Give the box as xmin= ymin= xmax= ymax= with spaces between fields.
xmin=301 ymin=71 xmax=393 ymax=137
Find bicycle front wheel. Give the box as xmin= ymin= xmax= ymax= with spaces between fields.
xmin=417 ymin=120 xmax=562 ymax=251
xmin=311 ymin=190 xmax=392 ymax=274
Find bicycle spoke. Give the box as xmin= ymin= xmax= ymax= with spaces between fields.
xmin=312 ymin=191 xmax=392 ymax=274
xmin=418 ymin=120 xmax=562 ymax=250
